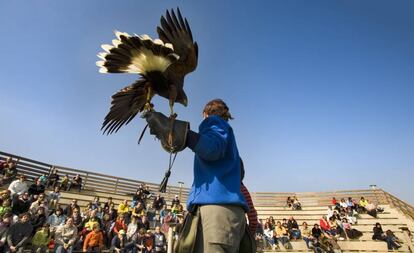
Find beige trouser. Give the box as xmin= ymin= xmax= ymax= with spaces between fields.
xmin=194 ymin=205 xmax=245 ymax=253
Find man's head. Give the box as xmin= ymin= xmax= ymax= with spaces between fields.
xmin=202 ymin=99 xmax=233 ymax=121
xmin=155 ymin=226 xmax=161 ymax=233
xmin=20 ymin=212 xmax=30 ymax=223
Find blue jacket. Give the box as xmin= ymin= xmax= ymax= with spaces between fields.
xmin=186 ymin=116 xmax=248 ymax=211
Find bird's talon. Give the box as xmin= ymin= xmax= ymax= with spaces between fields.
xmin=169 ymin=113 xmax=177 ymax=119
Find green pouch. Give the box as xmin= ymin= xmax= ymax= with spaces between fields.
xmin=174 ymin=207 xmax=200 ymax=253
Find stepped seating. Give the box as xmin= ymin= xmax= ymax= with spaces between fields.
xmin=253 ymin=194 xmax=414 ymax=253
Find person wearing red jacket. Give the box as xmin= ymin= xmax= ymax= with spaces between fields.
xmin=83 ymin=224 xmax=104 ymax=252
xmin=319 ymin=216 xmax=331 ymax=232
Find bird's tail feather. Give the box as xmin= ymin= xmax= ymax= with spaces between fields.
xmin=97 ymin=31 xmax=179 ymax=75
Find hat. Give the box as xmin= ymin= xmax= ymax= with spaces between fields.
xmin=119 ymin=229 xmax=126 ymax=235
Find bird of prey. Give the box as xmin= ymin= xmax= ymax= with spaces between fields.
xmin=97 ymin=8 xmax=198 ymax=135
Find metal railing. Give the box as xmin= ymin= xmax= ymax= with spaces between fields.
xmin=0 ymin=151 xmax=189 ymax=202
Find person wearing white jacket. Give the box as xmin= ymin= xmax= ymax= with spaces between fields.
xmin=8 ymin=175 xmax=28 ymax=197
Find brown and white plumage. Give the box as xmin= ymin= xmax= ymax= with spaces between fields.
xmin=97 ymin=8 xmax=198 ymax=134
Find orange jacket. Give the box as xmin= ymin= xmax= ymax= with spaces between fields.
xmin=83 ymin=231 xmax=104 ymax=250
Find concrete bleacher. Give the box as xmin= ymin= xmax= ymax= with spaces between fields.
xmin=252 ymin=192 xmax=414 ymax=252
xmin=1 ymin=151 xmax=414 ymax=252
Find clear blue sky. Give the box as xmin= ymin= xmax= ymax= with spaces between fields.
xmin=1 ymin=1 xmax=413 ymax=204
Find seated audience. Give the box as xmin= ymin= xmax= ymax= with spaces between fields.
xmin=31 ymin=223 xmax=50 ymax=253
xmin=47 ymin=208 xmax=66 ymax=231
xmin=292 ymin=196 xmax=302 ymax=210
xmin=54 ymin=217 xmax=78 ymax=253
xmin=8 ymin=175 xmax=28 ymax=198
xmin=372 ymin=222 xmax=401 ymax=250
xmin=300 ymin=222 xmax=314 ymax=249
xmin=154 ymin=226 xmax=167 ymax=253
xmin=109 ymin=229 xmax=134 ymax=253
xmin=12 ymin=192 xmax=31 ymax=216
xmin=47 ymin=168 xmax=60 ymax=189
xmin=6 ymin=212 xmax=33 ymax=253
xmin=67 ymin=174 xmax=82 ymax=192
xmin=83 ymin=223 xmax=104 ymax=253
xmin=274 ymin=221 xmax=292 ymax=249
xmin=287 ymin=216 xmax=301 ymax=240
xmin=341 ymin=218 xmax=362 ymax=239
xmin=28 ymin=179 xmax=46 ymax=201
xmin=48 ymin=186 xmax=61 ymax=210
xmin=0 ymin=161 xmax=18 ymax=186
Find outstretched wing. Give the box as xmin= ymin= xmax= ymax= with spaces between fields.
xmin=101 ymin=78 xmax=151 ymax=134
xmin=157 ymin=8 xmax=198 ymax=75
xmin=97 ymin=31 xmax=179 ymax=76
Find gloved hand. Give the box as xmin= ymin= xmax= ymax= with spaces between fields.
xmin=143 ymin=111 xmax=189 ymax=153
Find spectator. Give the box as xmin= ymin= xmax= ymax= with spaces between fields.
xmin=38 ymin=173 xmax=48 ymax=187
xmin=171 ymin=195 xmax=180 ymax=208
xmin=60 ymin=174 xmax=69 ymax=191
xmin=0 ymin=190 xmax=11 ymax=206
xmin=312 ymin=224 xmax=323 ymax=239
xmin=64 ymin=199 xmax=80 ymax=217
xmin=345 ymin=207 xmax=358 ymax=224
xmin=101 ymin=214 xmax=113 ymax=248
xmin=112 ymin=214 xmax=127 ymax=238
xmin=8 ymin=175 xmax=28 ymax=198
xmin=331 ymin=197 xmax=337 ymax=206
xmin=0 ymin=157 xmax=12 ymax=172
xmin=287 ymin=216 xmax=301 ymax=240
xmin=318 ymin=233 xmax=342 ymax=253
xmin=319 ymin=215 xmax=330 ymax=232
xmin=31 ymin=207 xmax=47 ymax=233
xmin=83 ymin=210 xmax=102 ymax=233
xmin=54 ymin=217 xmax=78 ymax=253
xmin=117 ymin=200 xmax=129 ymax=218
xmin=29 ymin=194 xmax=48 ymax=216
xmin=274 ymin=221 xmax=292 ymax=249
xmin=103 ymin=197 xmax=113 ymax=211
xmin=67 ymin=174 xmax=82 ymax=192
xmin=327 ymin=206 xmax=334 ymax=220
xmin=300 ymin=222 xmax=314 ymax=249
xmin=70 ymin=208 xmax=83 ymax=232
xmin=28 ymin=179 xmax=46 ymax=201
xmin=109 ymin=229 xmax=134 ymax=253
xmin=83 ymin=223 xmax=104 ymax=253
xmin=132 ymin=202 xmax=145 ymax=219
xmin=47 ymin=168 xmax=60 ymax=189
xmin=31 ymin=223 xmax=50 ymax=253
xmin=263 ymin=222 xmax=278 ymax=250
xmin=341 ymin=218 xmax=362 ymax=239
xmin=152 ymin=194 xmax=165 ymax=211
xmin=153 ymin=226 xmax=167 ymax=253
xmin=0 ymin=199 xmax=12 ymax=218
xmin=0 ymin=213 xmax=13 ymax=251
xmin=12 ymin=192 xmax=31 ymax=216
xmin=6 ymin=212 xmax=33 ymax=253
xmin=126 ymin=216 xmax=138 ymax=241
xmin=286 ymin=196 xmax=293 ymax=208
xmin=365 ymin=200 xmax=379 ymax=218
xmin=138 ymin=215 xmax=150 ymax=231
xmin=47 ymin=208 xmax=66 ymax=231
xmin=0 ymin=161 xmax=18 ymax=186
xmin=144 ymin=230 xmax=155 ymax=253
xmin=328 ymin=217 xmax=345 ymax=239
xmin=48 ymin=186 xmax=61 ymax=210
xmin=134 ymin=228 xmax=146 ymax=253
xmin=90 ymin=196 xmax=100 ymax=210
xmin=292 ymin=196 xmax=302 ymax=210
xmin=372 ymin=223 xmax=401 ymax=250
xmin=358 ymin=197 xmax=368 ymax=213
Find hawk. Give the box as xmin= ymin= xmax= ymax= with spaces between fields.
xmin=97 ymin=8 xmax=198 ymax=134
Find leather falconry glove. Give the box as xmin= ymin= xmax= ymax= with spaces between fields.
xmin=143 ymin=111 xmax=189 ymax=153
